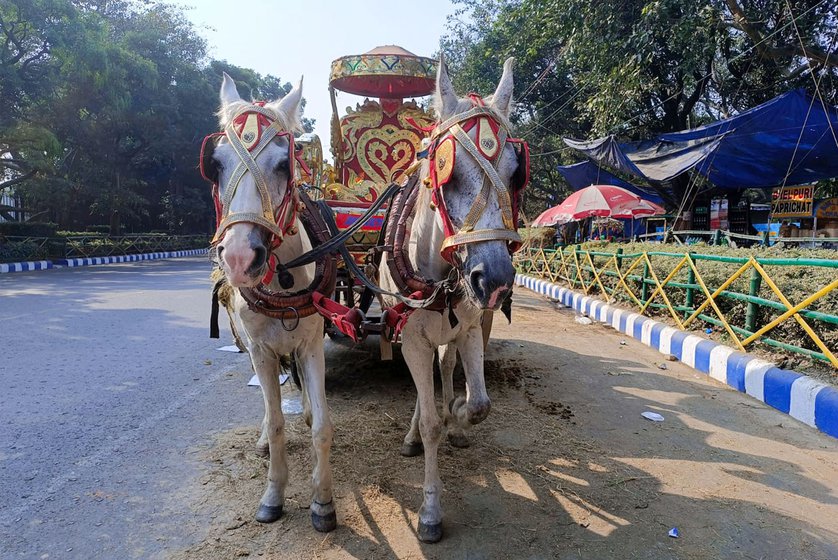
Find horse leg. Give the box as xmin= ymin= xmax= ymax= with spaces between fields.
xmin=298 ymin=336 xmax=336 ymax=532
xmin=400 ymin=394 xmax=424 ymax=457
xmin=403 ymin=337 xmax=444 ymax=543
xmin=256 ymin=353 xmax=309 ymax=456
xmin=449 ymin=326 xmax=491 ymax=429
xmin=440 ymin=343 xmax=469 ymax=448
xmin=255 ymin=411 xmax=269 ymax=457
xmin=299 ymin=353 xmax=313 ymax=429
xmin=251 ymin=346 xmax=288 ymax=523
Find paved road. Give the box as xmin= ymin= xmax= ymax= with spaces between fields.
xmin=2 ymin=259 xmax=837 ymax=560
xmin=0 ymin=258 xmax=258 ymax=559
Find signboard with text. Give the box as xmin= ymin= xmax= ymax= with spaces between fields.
xmin=771 ymin=186 xmax=815 ymax=218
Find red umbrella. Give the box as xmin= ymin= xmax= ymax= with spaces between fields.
xmin=611 ymin=198 xmax=665 ymax=218
xmin=532 ymin=185 xmax=663 ymax=226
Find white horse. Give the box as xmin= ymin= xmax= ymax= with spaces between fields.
xmin=205 ymin=74 xmax=336 ymax=532
xmin=379 ymin=57 xmax=523 ymax=542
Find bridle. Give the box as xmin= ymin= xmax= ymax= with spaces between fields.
xmin=425 ymin=94 xmax=529 ymax=265
xmin=200 ymin=103 xmax=311 ymax=285
xmin=201 ymin=103 xmax=338 ymax=328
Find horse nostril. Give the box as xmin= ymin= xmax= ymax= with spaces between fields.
xmin=469 ymin=266 xmax=487 ymax=298
xmin=251 ymin=245 xmax=268 ymax=270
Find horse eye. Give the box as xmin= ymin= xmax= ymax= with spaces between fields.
xmin=274 ymin=160 xmax=289 ymax=174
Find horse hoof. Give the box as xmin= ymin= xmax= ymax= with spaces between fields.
xmin=311 ymin=510 xmax=337 ymax=533
xmin=447 ymin=432 xmax=470 ymax=448
xmin=400 ymin=442 xmax=424 ymax=457
xmin=255 ymin=443 xmax=269 ymax=458
xmin=418 ymin=521 xmax=443 ymax=543
xmin=255 ymin=503 xmax=283 ymax=523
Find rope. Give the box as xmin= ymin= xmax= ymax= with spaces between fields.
xmin=780 ymin=0 xmax=837 ymax=187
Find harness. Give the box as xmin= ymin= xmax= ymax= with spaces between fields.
xmin=201 ymin=104 xmax=336 ymax=326
xmin=365 ymin=95 xmax=530 ymax=341
xmin=426 ymin=94 xmax=529 ymax=264
xmin=201 ymin=96 xmax=529 ymax=343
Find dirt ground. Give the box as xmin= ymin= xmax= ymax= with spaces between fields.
xmin=169 ymin=291 xmax=838 ymax=560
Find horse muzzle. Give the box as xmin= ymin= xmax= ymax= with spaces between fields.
xmin=217 ymin=225 xmax=270 ymax=288
xmin=463 ymin=253 xmax=515 ymax=310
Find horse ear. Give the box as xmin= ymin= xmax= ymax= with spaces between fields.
xmin=220 ymin=72 xmax=242 ymax=106
xmin=490 ymin=57 xmax=515 ymax=117
xmin=434 ymin=54 xmax=459 ymax=119
xmin=271 ymin=76 xmax=304 ymax=132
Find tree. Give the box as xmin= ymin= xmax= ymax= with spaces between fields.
xmin=1 ymin=0 xmax=311 ymax=233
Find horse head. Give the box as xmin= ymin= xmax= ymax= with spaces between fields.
xmin=203 ymin=73 xmax=304 ymax=288
xmin=424 ymin=57 xmax=528 ymax=310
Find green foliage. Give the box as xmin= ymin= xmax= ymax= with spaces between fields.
xmin=522 ymin=241 xmax=838 ymax=368
xmin=577 ymin=241 xmax=838 ymax=359
xmin=0 ymin=239 xmax=49 ymax=261
xmin=0 ymin=221 xmax=58 ymax=237
xmin=1 ymin=0 xmax=310 ymax=232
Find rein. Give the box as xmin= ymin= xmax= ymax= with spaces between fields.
xmin=209 ymin=189 xmax=337 ymax=334
xmin=309 ymin=174 xmax=462 ymax=344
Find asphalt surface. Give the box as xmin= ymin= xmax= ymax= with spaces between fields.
xmin=0 ymin=258 xmax=258 ymax=559
xmin=2 ymin=259 xmax=837 ymax=560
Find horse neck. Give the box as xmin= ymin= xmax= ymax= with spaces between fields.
xmin=264 ymin=216 xmax=315 ymax=292
xmin=408 ymin=174 xmax=451 ymax=281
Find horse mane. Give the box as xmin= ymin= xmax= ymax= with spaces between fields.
xmin=216 ymin=100 xmax=302 ymax=133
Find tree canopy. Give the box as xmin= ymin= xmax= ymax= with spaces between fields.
xmin=0 ymin=0 xmax=308 ymax=233
xmin=441 ymin=0 xmax=838 ymax=214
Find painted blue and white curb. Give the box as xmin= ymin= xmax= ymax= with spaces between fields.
xmin=516 ymin=273 xmax=838 ymax=440
xmin=55 ymin=249 xmax=208 ymax=267
xmin=0 ymin=249 xmax=208 ymax=274
xmin=0 ymin=260 xmax=52 ymax=273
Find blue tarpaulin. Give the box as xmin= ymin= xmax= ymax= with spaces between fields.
xmin=557 ymin=161 xmax=665 ymax=204
xmin=563 ymin=89 xmax=838 ymax=190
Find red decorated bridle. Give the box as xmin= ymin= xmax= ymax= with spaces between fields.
xmin=425 ymin=94 xmax=530 ymax=265
xmin=200 ymin=103 xmax=311 ymax=285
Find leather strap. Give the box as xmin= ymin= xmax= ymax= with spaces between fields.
xmin=280 ymin=181 xmax=402 ymax=271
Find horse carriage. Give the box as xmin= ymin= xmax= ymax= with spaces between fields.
xmin=299 ymin=46 xmax=445 ymax=349
xmin=202 ymin=46 xmax=529 ymax=543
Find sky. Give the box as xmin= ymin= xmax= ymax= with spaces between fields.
xmin=180 ymin=0 xmax=459 ymax=156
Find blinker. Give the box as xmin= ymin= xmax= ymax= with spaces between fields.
xmin=434 ymin=137 xmax=456 ymax=187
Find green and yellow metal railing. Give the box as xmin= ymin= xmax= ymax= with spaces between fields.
xmin=0 ymin=234 xmax=209 ymax=262
xmin=515 ymin=246 xmax=838 ymax=369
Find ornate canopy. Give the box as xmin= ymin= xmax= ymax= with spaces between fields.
xmin=329 ymin=45 xmax=437 ymax=98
